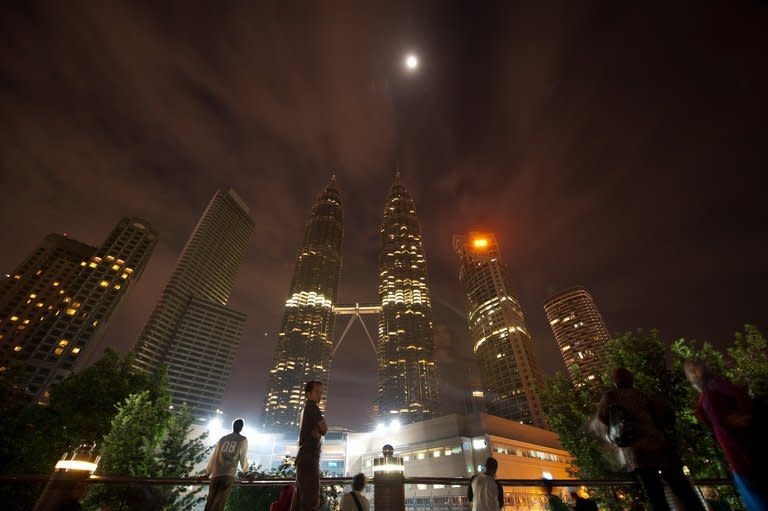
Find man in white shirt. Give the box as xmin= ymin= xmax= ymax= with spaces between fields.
xmin=203 ymin=418 xmax=250 ymax=511
xmin=468 ymin=457 xmax=504 ymax=511
xmin=339 ymin=473 xmax=370 ymax=511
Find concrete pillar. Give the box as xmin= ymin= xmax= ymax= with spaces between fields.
xmin=33 ymin=442 xmax=99 ymax=511
xmin=373 ymin=444 xmax=405 ymax=511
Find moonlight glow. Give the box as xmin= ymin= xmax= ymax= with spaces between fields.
xmin=404 ymin=54 xmax=419 ymax=71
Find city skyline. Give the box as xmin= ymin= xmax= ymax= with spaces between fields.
xmin=1 ymin=2 xmax=766 ymax=430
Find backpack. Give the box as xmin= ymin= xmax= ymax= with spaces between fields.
xmin=607 ymin=402 xmax=634 ymax=447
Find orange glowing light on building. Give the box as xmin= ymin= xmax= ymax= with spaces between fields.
xmin=472 ymin=238 xmax=488 ymax=249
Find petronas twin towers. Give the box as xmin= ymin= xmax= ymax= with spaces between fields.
xmin=262 ymin=174 xmax=440 ymax=430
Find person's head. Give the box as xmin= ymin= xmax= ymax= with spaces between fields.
xmin=484 ymin=457 xmax=498 ymax=476
xmin=683 ymin=359 xmax=713 ymax=392
xmin=352 ymin=473 xmax=366 ymax=491
xmin=232 ymin=418 xmax=244 ymax=433
xmin=542 ymin=478 xmax=554 ymax=495
xmin=570 ymin=490 xmax=579 ymax=500
xmin=305 ymin=380 xmax=323 ymax=402
xmin=612 ymin=367 xmax=634 ymax=389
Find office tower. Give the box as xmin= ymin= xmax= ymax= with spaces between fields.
xmin=376 ymin=173 xmax=439 ymax=424
xmin=544 ymin=286 xmax=610 ymax=387
xmin=263 ymin=177 xmax=343 ymax=430
xmin=453 ymin=233 xmax=546 ymax=427
xmin=0 ymin=219 xmax=156 ymax=402
xmin=133 ymin=189 xmax=253 ymax=418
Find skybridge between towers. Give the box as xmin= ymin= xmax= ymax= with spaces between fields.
xmin=331 ymin=302 xmax=381 ymax=356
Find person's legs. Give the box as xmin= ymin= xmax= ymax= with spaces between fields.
xmin=296 ymin=455 xmax=320 ymax=511
xmin=634 ymin=468 xmax=671 ymax=511
xmin=732 ymin=472 xmax=768 ymax=511
xmin=204 ymin=476 xmax=234 ymax=511
xmin=660 ymin=465 xmax=706 ymax=511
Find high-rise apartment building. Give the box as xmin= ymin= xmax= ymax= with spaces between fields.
xmin=133 ymin=189 xmax=253 ymax=418
xmin=544 ymin=286 xmax=610 ymax=387
xmin=453 ymin=233 xmax=546 ymax=427
xmin=263 ymin=177 xmax=343 ymax=430
xmin=0 ymin=219 xmax=156 ymax=402
xmin=376 ymin=174 xmax=439 ymax=424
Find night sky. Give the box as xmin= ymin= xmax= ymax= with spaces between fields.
xmin=1 ymin=1 xmax=766 ymax=430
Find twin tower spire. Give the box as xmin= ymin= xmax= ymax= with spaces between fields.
xmin=262 ymin=173 xmax=440 ymax=430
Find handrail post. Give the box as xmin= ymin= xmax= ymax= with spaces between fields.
xmin=33 ymin=442 xmax=100 ymax=511
xmin=373 ymin=444 xmax=405 ymax=511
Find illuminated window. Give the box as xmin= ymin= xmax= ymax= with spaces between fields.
xmin=114 ymin=284 xmax=121 ymax=290
xmin=23 ymin=319 xmax=30 ymax=324
xmin=29 ymin=293 xmax=37 ymax=299
xmin=58 ymin=339 xmax=69 ymax=347
xmin=80 ymin=261 xmax=87 ymax=267
xmin=66 ymin=308 xmax=77 ymax=316
xmin=54 ymin=348 xmax=64 ymax=356
xmin=89 ymin=262 xmax=98 ymax=268
xmin=13 ymin=346 xmax=22 ymax=352
xmin=72 ymin=347 xmax=81 ymax=354
xmin=99 ymin=280 xmax=109 ymax=287
xmin=124 ymin=268 xmax=134 ymax=274
xmin=10 ymin=316 xmax=19 ymax=322
xmin=36 ymin=269 xmax=43 ymax=275
xmin=111 ymin=264 xmax=120 ymax=271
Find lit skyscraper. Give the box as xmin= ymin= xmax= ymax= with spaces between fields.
xmin=0 ymin=219 xmax=156 ymax=402
xmin=544 ymin=286 xmax=610 ymax=387
xmin=263 ymin=177 xmax=343 ymax=430
xmin=453 ymin=233 xmax=546 ymax=427
xmin=376 ymin=173 xmax=439 ymax=424
xmin=133 ymin=189 xmax=253 ymax=418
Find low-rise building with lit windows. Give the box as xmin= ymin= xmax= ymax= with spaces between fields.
xmin=544 ymin=286 xmax=610 ymax=387
xmin=200 ymin=412 xmax=573 ymax=511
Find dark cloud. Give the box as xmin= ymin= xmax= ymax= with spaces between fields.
xmin=1 ymin=1 xmax=766 ymax=429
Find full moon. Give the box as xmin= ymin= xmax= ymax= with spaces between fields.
xmin=404 ymin=54 xmax=419 ymax=71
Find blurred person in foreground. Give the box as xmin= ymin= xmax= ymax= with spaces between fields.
xmin=684 ymin=359 xmax=767 ymax=511
xmin=598 ymin=368 xmax=705 ymax=511
xmin=293 ymin=380 xmax=328 ymax=511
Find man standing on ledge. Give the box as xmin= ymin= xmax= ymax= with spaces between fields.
xmin=294 ymin=381 xmax=328 ymax=511
xmin=203 ymin=418 xmax=250 ymax=511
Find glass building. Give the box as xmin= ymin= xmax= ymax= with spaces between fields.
xmin=376 ymin=173 xmax=440 ymax=424
xmin=133 ymin=189 xmax=253 ymax=419
xmin=263 ymin=177 xmax=343 ymax=430
xmin=453 ymin=233 xmax=546 ymax=427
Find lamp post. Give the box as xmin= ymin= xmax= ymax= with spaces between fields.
xmin=373 ymin=444 xmax=405 ymax=511
xmin=33 ymin=442 xmax=100 ymax=511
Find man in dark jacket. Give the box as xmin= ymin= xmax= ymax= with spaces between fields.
xmin=598 ymin=368 xmax=705 ymax=511
xmin=294 ymin=381 xmax=328 ymax=511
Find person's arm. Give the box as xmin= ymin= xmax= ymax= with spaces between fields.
xmin=496 ymin=479 xmax=504 ymax=509
xmin=206 ymin=441 xmax=220 ymax=476
xmin=317 ymin=417 xmax=328 ymax=436
xmin=239 ymin=438 xmax=250 ymax=475
xmin=467 ymin=474 xmax=476 ymax=502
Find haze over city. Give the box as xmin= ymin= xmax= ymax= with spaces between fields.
xmin=1 ymin=1 xmax=766 ymax=430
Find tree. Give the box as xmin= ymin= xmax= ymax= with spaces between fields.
xmin=84 ymin=389 xmax=171 ymax=510
xmin=226 ymin=457 xmax=296 ymax=511
xmin=156 ymin=405 xmax=212 ymax=511
xmin=727 ymin=324 xmax=768 ymax=401
xmin=48 ymin=348 xmax=166 ymax=449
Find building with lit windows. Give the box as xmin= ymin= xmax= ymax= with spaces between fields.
xmin=453 ymin=233 xmax=546 ymax=428
xmin=0 ymin=219 xmax=156 ymax=402
xmin=133 ymin=189 xmax=253 ymax=419
xmin=263 ymin=177 xmax=343 ymax=430
xmin=544 ymin=286 xmax=610 ymax=388
xmin=200 ymin=412 xmax=572 ymax=511
xmin=376 ymin=172 xmax=440 ymax=424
